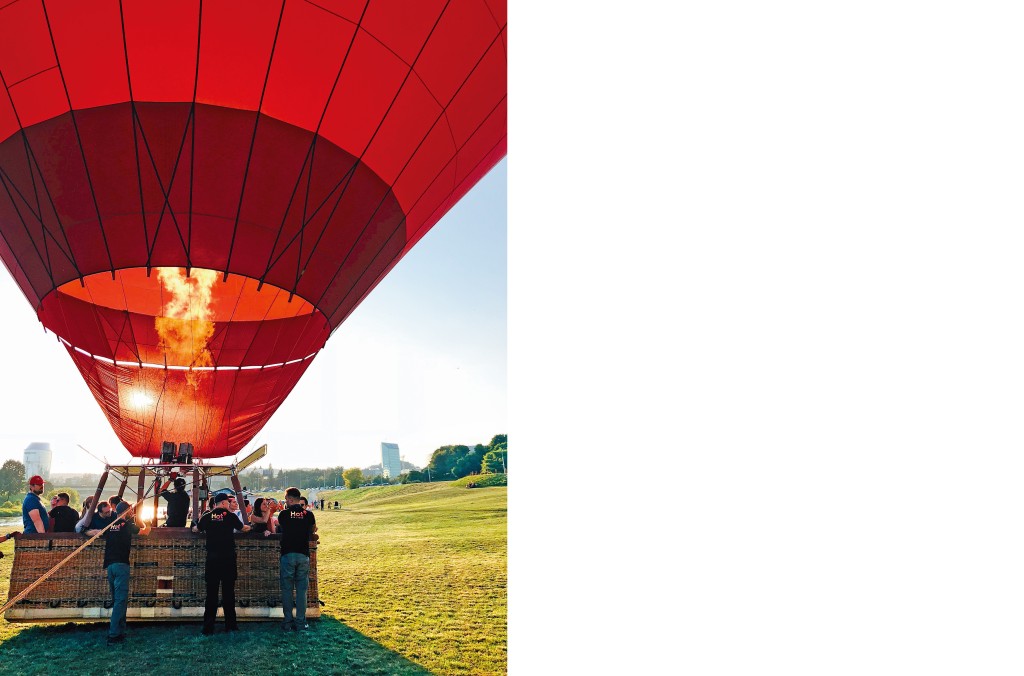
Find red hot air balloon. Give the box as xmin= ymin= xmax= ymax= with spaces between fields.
xmin=0 ymin=0 xmax=507 ymax=459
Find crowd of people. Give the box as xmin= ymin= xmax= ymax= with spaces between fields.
xmin=17 ymin=476 xmax=319 ymax=645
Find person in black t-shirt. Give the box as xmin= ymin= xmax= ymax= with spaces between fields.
xmin=48 ymin=492 xmax=80 ymax=533
xmin=103 ymin=501 xmax=151 ymax=645
xmin=193 ymin=493 xmax=250 ymax=634
xmin=277 ymin=486 xmax=317 ymax=631
xmin=159 ymin=477 xmax=190 ymax=527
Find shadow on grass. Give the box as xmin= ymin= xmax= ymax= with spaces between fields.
xmin=0 ymin=616 xmax=434 ymax=676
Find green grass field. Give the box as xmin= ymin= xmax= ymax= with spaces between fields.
xmin=0 ymin=481 xmax=507 ymax=676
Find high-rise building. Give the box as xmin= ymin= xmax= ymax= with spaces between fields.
xmin=23 ymin=442 xmax=52 ymax=481
xmin=381 ymin=442 xmax=402 ymax=479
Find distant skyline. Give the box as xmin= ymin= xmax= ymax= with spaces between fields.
xmin=0 ymin=159 xmax=506 ymax=475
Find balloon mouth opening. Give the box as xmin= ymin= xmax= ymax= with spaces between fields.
xmin=42 ymin=266 xmax=328 ymax=369
xmin=56 ymin=267 xmax=318 ymax=323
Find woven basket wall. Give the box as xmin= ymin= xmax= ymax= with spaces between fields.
xmin=6 ymin=530 xmax=319 ymax=622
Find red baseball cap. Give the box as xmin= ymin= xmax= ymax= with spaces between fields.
xmin=28 ymin=475 xmax=44 ymax=486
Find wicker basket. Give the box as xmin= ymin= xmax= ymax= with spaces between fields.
xmin=5 ymin=530 xmax=319 ymax=623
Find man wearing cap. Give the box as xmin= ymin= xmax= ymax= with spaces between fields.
xmin=278 ymin=486 xmax=318 ymax=631
xmin=103 ymin=501 xmax=151 ymax=645
xmin=158 ymin=476 xmax=190 ymax=527
xmin=22 ymin=476 xmax=49 ymax=534
xmin=193 ymin=492 xmax=251 ymax=634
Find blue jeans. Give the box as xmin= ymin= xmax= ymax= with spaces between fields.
xmin=106 ymin=563 xmax=129 ymax=638
xmin=280 ymin=553 xmax=310 ymax=626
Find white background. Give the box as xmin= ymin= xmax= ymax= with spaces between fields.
xmin=514 ymin=2 xmax=1024 ymax=673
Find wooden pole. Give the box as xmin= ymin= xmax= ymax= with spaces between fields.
xmin=116 ymin=475 xmax=128 ymax=499
xmin=86 ymin=470 xmax=109 ymax=525
xmin=191 ymin=467 xmax=200 ymax=526
xmin=137 ymin=467 xmax=146 ymax=504
xmin=150 ymin=476 xmax=161 ymax=528
xmin=230 ymin=471 xmax=249 ymax=526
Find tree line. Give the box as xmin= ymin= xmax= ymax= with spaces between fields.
xmin=339 ymin=434 xmax=506 ymax=488
xmin=0 ymin=432 xmax=507 ymax=498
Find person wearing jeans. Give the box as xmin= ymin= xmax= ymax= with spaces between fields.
xmin=277 ymin=486 xmax=317 ymax=630
xmin=103 ymin=501 xmax=151 ymax=645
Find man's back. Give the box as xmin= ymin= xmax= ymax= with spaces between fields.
xmin=103 ymin=517 xmax=141 ymax=568
xmin=49 ymin=505 xmax=79 ymax=532
xmin=160 ymin=489 xmax=190 ymax=526
xmin=197 ymin=508 xmax=244 ymax=559
xmin=278 ymin=505 xmax=316 ymax=557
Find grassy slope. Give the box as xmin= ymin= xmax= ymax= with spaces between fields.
xmin=0 ymin=483 xmax=507 ymax=676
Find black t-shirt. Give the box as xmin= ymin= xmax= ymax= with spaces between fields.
xmin=160 ymin=489 xmax=190 ymax=527
xmin=277 ymin=505 xmax=316 ymax=557
xmin=197 ymin=508 xmax=244 ymax=560
xmin=103 ymin=517 xmax=141 ymax=567
xmin=48 ymin=505 xmax=80 ymax=533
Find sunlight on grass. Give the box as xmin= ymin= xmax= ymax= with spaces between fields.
xmin=0 ymin=482 xmax=507 ymax=676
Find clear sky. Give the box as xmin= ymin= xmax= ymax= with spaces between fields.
xmin=0 ymin=159 xmax=506 ymax=474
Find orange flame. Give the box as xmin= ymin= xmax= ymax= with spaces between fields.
xmin=155 ymin=268 xmax=218 ymax=388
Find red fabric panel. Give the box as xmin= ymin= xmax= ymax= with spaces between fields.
xmin=318 ymin=29 xmax=408 ymax=157
xmin=47 ymin=0 xmax=131 ymax=109
xmin=196 ymin=1 xmax=281 ymax=110
xmin=362 ymin=74 xmax=440 ymax=186
xmin=304 ymin=0 xmax=366 ymax=24
xmin=414 ymin=0 xmax=498 ymax=106
xmin=121 ymin=1 xmax=200 ymax=102
xmin=7 ymin=68 xmax=68 ymax=129
xmin=65 ymin=346 xmax=315 ymax=458
xmin=362 ymin=0 xmax=447 ymax=66
xmin=261 ymin=0 xmax=354 ymax=132
xmin=0 ymin=1 xmax=56 ymax=87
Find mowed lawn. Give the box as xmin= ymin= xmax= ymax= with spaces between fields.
xmin=0 ymin=482 xmax=507 ymax=676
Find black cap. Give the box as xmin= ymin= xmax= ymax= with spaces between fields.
xmin=213 ymin=493 xmax=230 ymax=505
xmin=174 ymin=477 xmax=187 ymax=489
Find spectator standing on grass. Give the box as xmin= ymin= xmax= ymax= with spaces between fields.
xmin=278 ymin=486 xmax=317 ymax=631
xmin=103 ymin=501 xmax=151 ymax=645
xmin=22 ymin=476 xmax=49 ymax=534
xmin=194 ymin=492 xmax=250 ymax=634
xmin=48 ymin=492 xmax=80 ymax=533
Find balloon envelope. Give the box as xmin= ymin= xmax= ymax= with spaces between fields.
xmin=0 ymin=1 xmax=506 ymax=457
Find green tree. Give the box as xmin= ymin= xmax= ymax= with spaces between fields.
xmin=488 ymin=434 xmax=507 ymax=452
xmin=427 ymin=446 xmax=462 ymax=480
xmin=0 ymin=460 xmax=25 ymax=500
xmin=481 ymin=450 xmax=505 ymax=474
xmin=454 ymin=445 xmax=485 ymax=478
xmin=342 ymin=468 xmax=364 ymax=489
xmin=46 ymin=486 xmax=81 ymax=507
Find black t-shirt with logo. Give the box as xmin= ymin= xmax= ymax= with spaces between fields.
xmin=103 ymin=517 xmax=141 ymax=568
xmin=197 ymin=508 xmax=244 ymax=560
xmin=160 ymin=489 xmax=190 ymax=526
xmin=277 ymin=505 xmax=316 ymax=557
xmin=48 ymin=505 xmax=80 ymax=533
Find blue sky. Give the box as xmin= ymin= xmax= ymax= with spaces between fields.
xmin=0 ymin=158 xmax=507 ymax=473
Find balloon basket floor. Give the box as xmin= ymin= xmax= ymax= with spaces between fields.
xmin=4 ymin=530 xmax=319 ymax=623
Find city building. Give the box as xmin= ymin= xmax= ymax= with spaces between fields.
xmin=23 ymin=442 xmax=52 ymax=481
xmin=381 ymin=442 xmax=402 ymax=479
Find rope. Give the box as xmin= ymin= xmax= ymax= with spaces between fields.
xmin=0 ymin=486 xmax=158 ymax=616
